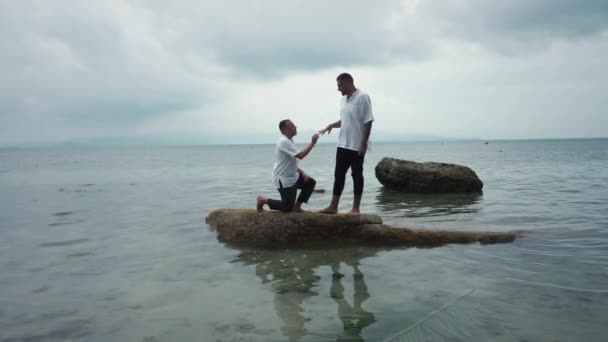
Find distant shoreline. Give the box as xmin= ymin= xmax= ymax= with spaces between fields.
xmin=1 ymin=137 xmax=606 ymax=150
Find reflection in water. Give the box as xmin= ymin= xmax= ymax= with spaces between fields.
xmin=236 ymin=247 xmax=380 ymax=341
xmin=375 ymin=189 xmax=482 ymax=217
xmin=330 ymin=263 xmax=376 ymax=342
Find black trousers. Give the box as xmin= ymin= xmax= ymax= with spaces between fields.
xmin=268 ymin=174 xmax=316 ymax=212
xmin=333 ymin=147 xmax=365 ymax=197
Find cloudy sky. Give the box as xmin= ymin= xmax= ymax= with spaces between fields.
xmin=1 ymin=0 xmax=607 ymax=146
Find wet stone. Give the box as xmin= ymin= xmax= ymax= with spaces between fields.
xmin=206 ymin=208 xmax=517 ymax=248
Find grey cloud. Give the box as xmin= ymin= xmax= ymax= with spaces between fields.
xmin=420 ymin=0 xmax=608 ymax=54
xmin=142 ymin=0 xmax=433 ymax=77
xmin=138 ymin=1 xmax=608 ymax=77
xmin=1 ymin=1 xmax=607 ymax=146
xmin=0 ymin=2 xmax=208 ymax=130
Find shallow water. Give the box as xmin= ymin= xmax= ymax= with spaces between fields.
xmin=1 ymin=139 xmax=607 ymax=341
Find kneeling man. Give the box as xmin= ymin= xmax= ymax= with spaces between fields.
xmin=257 ymin=119 xmax=319 ymax=212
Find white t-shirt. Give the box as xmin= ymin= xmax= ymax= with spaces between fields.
xmin=271 ymin=135 xmax=300 ymax=188
xmin=337 ymin=90 xmax=374 ymax=151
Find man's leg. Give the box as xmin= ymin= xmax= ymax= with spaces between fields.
xmin=346 ymin=153 xmax=365 ymax=216
xmin=294 ymin=176 xmax=316 ymax=212
xmin=320 ymin=148 xmax=350 ymax=214
xmin=267 ymin=182 xmax=298 ymax=212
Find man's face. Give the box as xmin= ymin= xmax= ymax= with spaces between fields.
xmin=287 ymin=120 xmax=297 ymax=136
xmin=337 ymin=79 xmax=352 ymax=96
xmin=337 ymin=80 xmax=346 ymax=95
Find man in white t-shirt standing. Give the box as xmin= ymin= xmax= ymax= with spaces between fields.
xmin=318 ymin=73 xmax=374 ymax=216
xmin=257 ymin=119 xmax=320 ymax=212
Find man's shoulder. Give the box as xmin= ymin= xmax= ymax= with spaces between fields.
xmin=354 ymin=90 xmax=371 ymax=102
xmin=358 ymin=90 xmax=370 ymax=98
xmin=277 ymin=135 xmax=295 ymax=148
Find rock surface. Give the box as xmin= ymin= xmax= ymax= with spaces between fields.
xmin=205 ymin=209 xmax=517 ymax=248
xmin=375 ymin=157 xmax=484 ymax=193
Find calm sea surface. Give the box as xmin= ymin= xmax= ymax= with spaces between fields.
xmin=1 ymin=139 xmax=607 ymax=341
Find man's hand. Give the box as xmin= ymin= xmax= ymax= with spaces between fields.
xmin=298 ymin=169 xmax=309 ymax=182
xmin=358 ymin=142 xmax=368 ymax=156
xmin=318 ymin=124 xmax=333 ymax=135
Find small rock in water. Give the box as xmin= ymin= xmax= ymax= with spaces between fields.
xmin=313 ymin=189 xmax=325 ymax=193
xmin=375 ymin=157 xmax=483 ymax=193
xmin=206 ymin=208 xmax=517 ymax=248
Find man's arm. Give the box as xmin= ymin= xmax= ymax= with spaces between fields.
xmin=295 ymin=133 xmax=319 ymax=160
xmin=319 ymin=120 xmax=341 ymax=135
xmin=359 ymin=121 xmax=373 ymax=156
xmin=358 ymin=94 xmax=374 ymax=156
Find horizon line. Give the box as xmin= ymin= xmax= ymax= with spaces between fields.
xmin=2 ymin=136 xmax=606 ymax=149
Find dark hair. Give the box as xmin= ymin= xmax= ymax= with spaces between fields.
xmin=336 ymin=73 xmax=354 ymax=83
xmin=279 ymin=119 xmax=290 ymax=133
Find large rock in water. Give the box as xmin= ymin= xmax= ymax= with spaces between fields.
xmin=375 ymin=158 xmax=484 ymax=193
xmin=205 ymin=209 xmax=516 ymax=248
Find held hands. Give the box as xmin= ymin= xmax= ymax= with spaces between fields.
xmin=318 ymin=124 xmax=333 ymax=136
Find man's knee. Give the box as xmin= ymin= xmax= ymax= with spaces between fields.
xmin=307 ymin=177 xmax=316 ymax=187
xmin=351 ymin=171 xmax=364 ymax=182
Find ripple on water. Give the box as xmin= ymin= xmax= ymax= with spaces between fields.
xmin=28 ymin=261 xmax=63 ymax=273
xmin=504 ymin=277 xmax=608 ymax=294
xmin=40 ymin=238 xmax=89 ymax=248
xmin=1 ymin=309 xmax=94 ymax=340
xmin=14 ymin=318 xmax=94 ymax=341
xmin=32 ymin=285 xmax=51 ymax=294
xmin=52 ymin=211 xmax=77 ymax=217
xmin=48 ymin=210 xmax=87 ymax=227
xmin=48 ymin=221 xmax=74 ymax=227
xmin=66 ymin=252 xmax=94 ymax=258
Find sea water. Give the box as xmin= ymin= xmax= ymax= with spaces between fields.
xmin=1 ymin=139 xmax=607 ymax=341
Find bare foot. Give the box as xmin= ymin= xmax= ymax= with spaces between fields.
xmin=345 ymin=209 xmax=360 ymax=217
xmin=319 ymin=207 xmax=338 ymax=214
xmin=294 ymin=208 xmax=307 ymax=213
xmin=256 ymin=196 xmax=266 ymax=212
